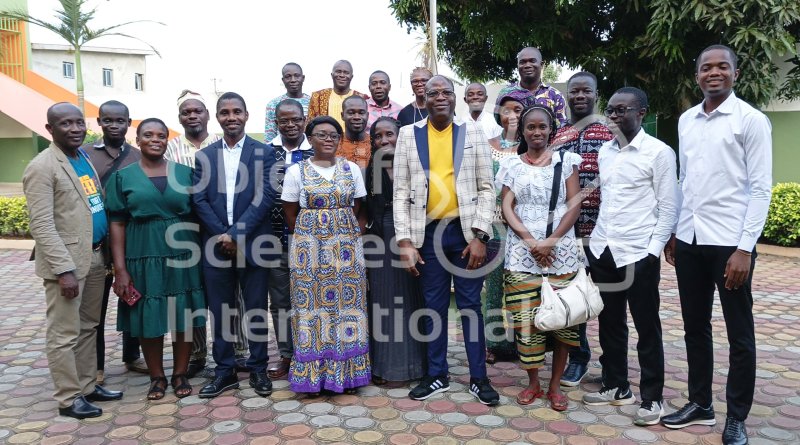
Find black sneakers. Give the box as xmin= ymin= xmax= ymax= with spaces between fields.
xmin=722 ymin=416 xmax=748 ymax=445
xmin=661 ymin=402 xmax=716 ymax=429
xmin=469 ymin=378 xmax=500 ymax=406
xmin=409 ymin=375 xmax=450 ymax=400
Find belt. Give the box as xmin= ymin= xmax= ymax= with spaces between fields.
xmin=426 ymin=216 xmax=460 ymax=227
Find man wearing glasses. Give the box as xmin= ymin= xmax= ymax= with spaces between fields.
xmin=581 ymin=87 xmax=678 ymax=427
xmin=263 ymin=99 xmax=313 ymax=380
xmin=397 ymin=67 xmax=433 ymax=126
xmin=394 ymin=75 xmax=499 ymax=406
xmin=264 ymin=63 xmax=311 ymax=143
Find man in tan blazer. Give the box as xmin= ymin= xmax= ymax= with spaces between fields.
xmin=393 ymin=75 xmax=499 ymax=405
xmin=23 ymin=103 xmax=123 ymax=419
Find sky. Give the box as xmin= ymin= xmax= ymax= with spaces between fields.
xmin=26 ymin=0 xmax=460 ymax=134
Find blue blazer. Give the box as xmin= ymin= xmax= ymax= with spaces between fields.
xmin=191 ymin=135 xmax=277 ymax=266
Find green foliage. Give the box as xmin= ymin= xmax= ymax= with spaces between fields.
xmin=0 ymin=197 xmax=29 ymax=237
xmin=83 ymin=129 xmax=101 ymax=146
xmin=542 ymin=63 xmax=562 ymax=84
xmin=763 ymin=183 xmax=800 ymax=247
xmin=389 ymin=0 xmax=800 ymax=116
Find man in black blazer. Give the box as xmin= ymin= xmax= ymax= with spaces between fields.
xmin=192 ymin=92 xmax=277 ymax=398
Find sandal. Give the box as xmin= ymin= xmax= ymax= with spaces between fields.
xmin=516 ymin=386 xmax=544 ymax=405
xmin=148 ymin=376 xmax=168 ymax=400
xmin=546 ymin=390 xmax=569 ymax=412
xmin=485 ymin=349 xmax=497 ymax=365
xmin=171 ymin=374 xmax=192 ymax=398
xmin=344 ymin=388 xmax=358 ymax=395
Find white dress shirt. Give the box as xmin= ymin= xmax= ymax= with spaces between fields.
xmin=676 ymin=92 xmax=772 ymax=251
xmin=459 ymin=111 xmax=503 ymax=139
xmin=222 ymin=135 xmax=245 ymax=225
xmin=590 ymin=129 xmax=679 ymax=267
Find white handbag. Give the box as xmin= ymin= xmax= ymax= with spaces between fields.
xmin=534 ymin=267 xmax=603 ymax=331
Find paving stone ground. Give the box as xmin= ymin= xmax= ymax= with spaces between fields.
xmin=1 ymin=248 xmax=799 ymax=444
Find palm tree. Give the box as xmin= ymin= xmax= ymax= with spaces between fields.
xmin=0 ymin=0 xmax=161 ymax=114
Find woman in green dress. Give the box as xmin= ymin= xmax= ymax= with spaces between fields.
xmin=108 ymin=118 xmax=205 ymax=400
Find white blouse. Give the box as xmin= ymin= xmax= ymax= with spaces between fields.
xmin=496 ymin=151 xmax=583 ymax=275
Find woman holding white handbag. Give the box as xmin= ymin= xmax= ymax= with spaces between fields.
xmin=496 ymin=104 xmax=582 ymax=411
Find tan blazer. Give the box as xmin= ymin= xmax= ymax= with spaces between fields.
xmin=23 ymin=145 xmax=100 ymax=281
xmin=393 ymin=119 xmax=495 ymax=248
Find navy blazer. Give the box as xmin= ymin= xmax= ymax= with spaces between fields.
xmin=191 ymin=135 xmax=278 ymax=266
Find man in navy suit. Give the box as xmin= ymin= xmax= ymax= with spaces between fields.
xmin=192 ymin=92 xmax=277 ymax=398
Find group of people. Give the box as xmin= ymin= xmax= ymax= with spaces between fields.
xmin=23 ymin=43 xmax=770 ymax=445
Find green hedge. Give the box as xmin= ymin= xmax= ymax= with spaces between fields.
xmin=0 ymin=197 xmax=29 ymax=237
xmin=763 ymin=182 xmax=800 ymax=247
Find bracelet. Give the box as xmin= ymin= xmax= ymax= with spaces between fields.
xmin=737 ymin=249 xmax=752 ymax=256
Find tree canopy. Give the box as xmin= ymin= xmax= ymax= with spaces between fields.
xmin=389 ymin=0 xmax=800 ymax=116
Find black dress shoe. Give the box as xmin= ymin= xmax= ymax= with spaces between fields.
xmin=58 ymin=395 xmax=102 ymax=419
xmin=662 ymin=402 xmax=716 ymax=429
xmin=198 ymin=373 xmax=239 ymax=399
xmin=186 ymin=360 xmax=206 ymax=378
xmin=249 ymin=372 xmax=273 ymax=397
xmin=722 ymin=416 xmax=748 ymax=445
xmin=85 ymin=385 xmax=123 ymax=402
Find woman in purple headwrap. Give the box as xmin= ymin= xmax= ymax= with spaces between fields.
xmin=483 ymin=89 xmax=537 ymax=364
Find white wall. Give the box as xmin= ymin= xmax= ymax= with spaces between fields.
xmin=30 ymin=49 xmax=163 ymax=120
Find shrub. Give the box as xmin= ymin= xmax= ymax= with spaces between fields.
xmin=763 ymin=182 xmax=800 ymax=247
xmin=0 ymin=197 xmax=30 ymax=237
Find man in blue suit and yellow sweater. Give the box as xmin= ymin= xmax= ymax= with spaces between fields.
xmin=394 ymin=76 xmax=499 ymax=405
xmin=192 ymin=92 xmax=277 ymax=398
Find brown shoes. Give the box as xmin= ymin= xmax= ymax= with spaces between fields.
xmin=267 ymin=357 xmax=291 ymax=379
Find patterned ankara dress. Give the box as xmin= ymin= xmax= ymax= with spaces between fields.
xmin=288 ymin=158 xmax=371 ymax=393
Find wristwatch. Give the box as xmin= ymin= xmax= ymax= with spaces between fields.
xmin=475 ymin=229 xmax=490 ymax=244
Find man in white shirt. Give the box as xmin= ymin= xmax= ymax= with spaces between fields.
xmin=192 ymin=92 xmax=277 ymax=399
xmin=661 ymin=45 xmax=772 ymax=445
xmin=582 ymin=87 xmax=678 ymax=428
xmin=460 ymin=83 xmax=502 ymax=139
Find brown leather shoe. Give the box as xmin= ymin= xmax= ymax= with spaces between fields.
xmin=267 ymin=357 xmax=291 ymax=379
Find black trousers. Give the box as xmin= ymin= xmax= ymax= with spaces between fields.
xmin=589 ymin=247 xmax=664 ymax=402
xmin=675 ymin=239 xmax=756 ymax=420
xmin=96 ymin=273 xmax=141 ymax=369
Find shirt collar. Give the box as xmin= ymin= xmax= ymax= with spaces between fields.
xmin=222 ymin=135 xmax=246 ymax=151
xmin=696 ymin=91 xmax=737 ymax=117
xmin=93 ymin=139 xmax=126 ymax=151
xmin=271 ymin=134 xmax=312 ymax=151
xmin=181 ymin=133 xmax=218 ymax=149
xmin=367 ymin=98 xmax=394 ymax=110
xmin=612 ymin=128 xmax=646 ymax=151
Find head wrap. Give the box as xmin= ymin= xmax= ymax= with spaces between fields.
xmin=177 ymin=90 xmax=206 ymax=108
xmin=493 ymin=87 xmax=536 ymax=126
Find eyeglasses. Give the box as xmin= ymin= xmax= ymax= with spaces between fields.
xmin=425 ymin=90 xmax=455 ymax=99
xmin=311 ymin=132 xmax=340 ymax=141
xmin=603 ymin=106 xmax=638 ymax=117
xmin=277 ymin=118 xmax=304 ymax=126
xmin=410 ymin=79 xmax=429 ymax=85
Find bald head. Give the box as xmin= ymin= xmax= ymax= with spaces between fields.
xmin=47 ymin=102 xmax=82 ymax=125
xmin=331 ymin=60 xmax=354 ymax=93
xmin=517 ymin=47 xmax=544 ymax=87
xmin=464 ymin=82 xmax=488 ymax=114
xmin=45 ymin=102 xmax=86 ymax=152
